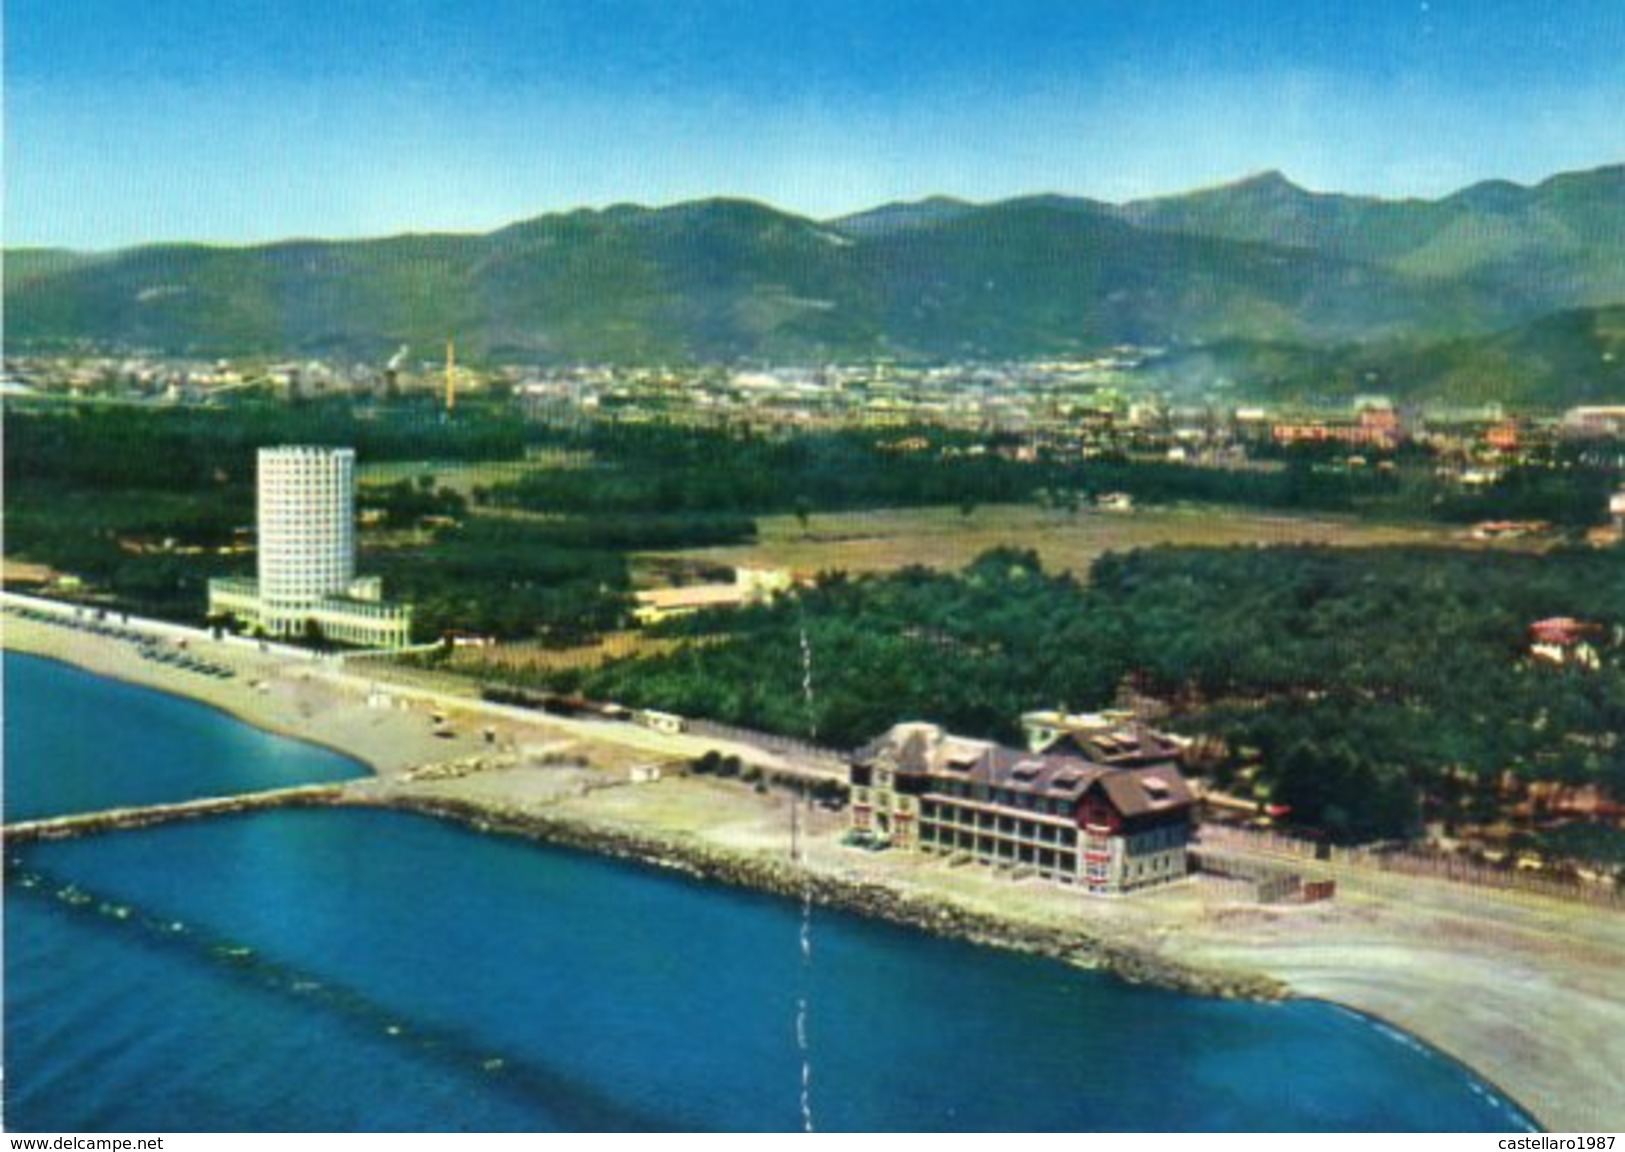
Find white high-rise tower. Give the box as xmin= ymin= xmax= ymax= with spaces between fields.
xmin=208 ymin=445 xmax=411 ymax=648
xmin=257 ymin=446 xmax=357 ymax=619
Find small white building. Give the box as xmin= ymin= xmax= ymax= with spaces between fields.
xmin=635 ymin=709 xmax=686 ymax=735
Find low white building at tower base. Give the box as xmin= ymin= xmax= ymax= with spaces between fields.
xmin=208 ymin=575 xmax=412 ymax=648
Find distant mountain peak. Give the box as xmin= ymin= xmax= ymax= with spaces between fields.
xmin=1000 ymin=192 xmax=1115 ymax=215
xmin=1448 ymin=177 xmax=1530 ymax=210
xmin=1224 ymin=169 xmax=1307 ymax=196
xmin=1116 ymin=170 xmax=1310 ymax=218
xmin=653 ymin=196 xmax=796 ymax=220
xmin=828 ymin=195 xmax=979 ymax=237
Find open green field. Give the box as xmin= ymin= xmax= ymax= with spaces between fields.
xmin=356 ymin=449 xmax=593 ymax=497
xmin=446 ymin=630 xmax=692 ymax=677
xmin=643 ymin=502 xmax=1520 ymax=578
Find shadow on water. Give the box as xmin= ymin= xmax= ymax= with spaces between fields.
xmin=6 ymin=862 xmax=692 ymax=1133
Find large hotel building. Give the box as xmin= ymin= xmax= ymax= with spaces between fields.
xmin=848 ymin=718 xmax=1194 ymax=895
xmin=208 ymin=447 xmax=412 ymax=648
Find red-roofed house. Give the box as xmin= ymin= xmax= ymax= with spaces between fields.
xmin=1529 ymin=617 xmax=1603 ymax=669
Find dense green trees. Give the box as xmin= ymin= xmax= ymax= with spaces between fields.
xmin=3 ymin=400 xmax=524 ymax=620
xmin=533 ymin=545 xmax=1624 ymax=843
xmin=2 ymin=404 xmax=753 ymax=640
xmin=360 ymin=478 xmax=468 ymax=528
xmin=4 ymin=400 xmax=524 ymax=495
xmin=11 ymin=404 xmax=1617 ymax=633
xmin=483 ymin=424 xmax=1037 ymax=517
xmin=484 ymin=419 xmax=1620 ymax=527
xmin=480 ymin=420 xmax=1419 ymax=521
xmin=1432 ymin=461 xmax=1622 ymax=527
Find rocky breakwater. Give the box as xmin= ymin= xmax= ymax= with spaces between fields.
xmin=3 ymin=784 xmax=353 ymax=845
xmin=354 ymin=791 xmax=1287 ymax=1004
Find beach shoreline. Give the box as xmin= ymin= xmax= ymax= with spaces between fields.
xmin=8 ymin=607 xmax=1624 ymax=1131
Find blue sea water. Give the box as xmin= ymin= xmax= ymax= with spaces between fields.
xmin=2 ymin=651 xmax=1537 ymax=1132
xmin=3 ymin=652 xmax=364 ymax=820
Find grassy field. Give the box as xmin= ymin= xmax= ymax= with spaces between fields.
xmin=356 ymin=449 xmax=593 ymax=496
xmin=353 ymin=453 xmax=1545 ymax=583
xmin=446 ymin=631 xmax=694 ymax=678
xmin=640 ymin=502 xmax=1512 ymax=579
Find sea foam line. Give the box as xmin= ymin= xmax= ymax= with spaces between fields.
xmin=797 ymin=885 xmax=816 ymax=1132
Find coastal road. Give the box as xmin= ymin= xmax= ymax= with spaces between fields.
xmin=308 ymin=660 xmax=847 ymax=783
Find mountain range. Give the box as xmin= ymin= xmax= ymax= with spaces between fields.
xmin=6 ymin=165 xmax=1625 ymax=402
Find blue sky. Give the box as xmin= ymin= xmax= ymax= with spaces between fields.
xmin=6 ymin=0 xmax=1623 ymax=249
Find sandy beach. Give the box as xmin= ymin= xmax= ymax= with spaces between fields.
xmin=7 ymin=605 xmax=1624 ymax=1131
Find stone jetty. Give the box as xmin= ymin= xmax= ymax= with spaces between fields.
xmin=2 ymin=783 xmax=352 ymax=845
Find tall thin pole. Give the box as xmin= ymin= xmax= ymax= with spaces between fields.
xmin=445 ymin=336 xmax=456 ymax=413
xmin=791 ymin=789 xmax=801 ymax=863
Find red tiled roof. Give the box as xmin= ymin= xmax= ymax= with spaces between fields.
xmin=853 ymin=722 xmax=1194 ymax=818
xmin=1529 ymin=617 xmax=1601 ymax=645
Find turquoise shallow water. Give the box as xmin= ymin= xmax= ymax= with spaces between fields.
xmin=2 ymin=651 xmax=1537 ymax=1132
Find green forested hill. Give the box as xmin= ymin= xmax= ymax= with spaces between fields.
xmin=4 ymin=197 xmax=1474 ymax=361
xmin=6 ymin=166 xmax=1624 ymax=389
xmin=1117 ymin=164 xmax=1625 ymax=314
xmin=1154 ymin=304 xmax=1625 ymax=408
